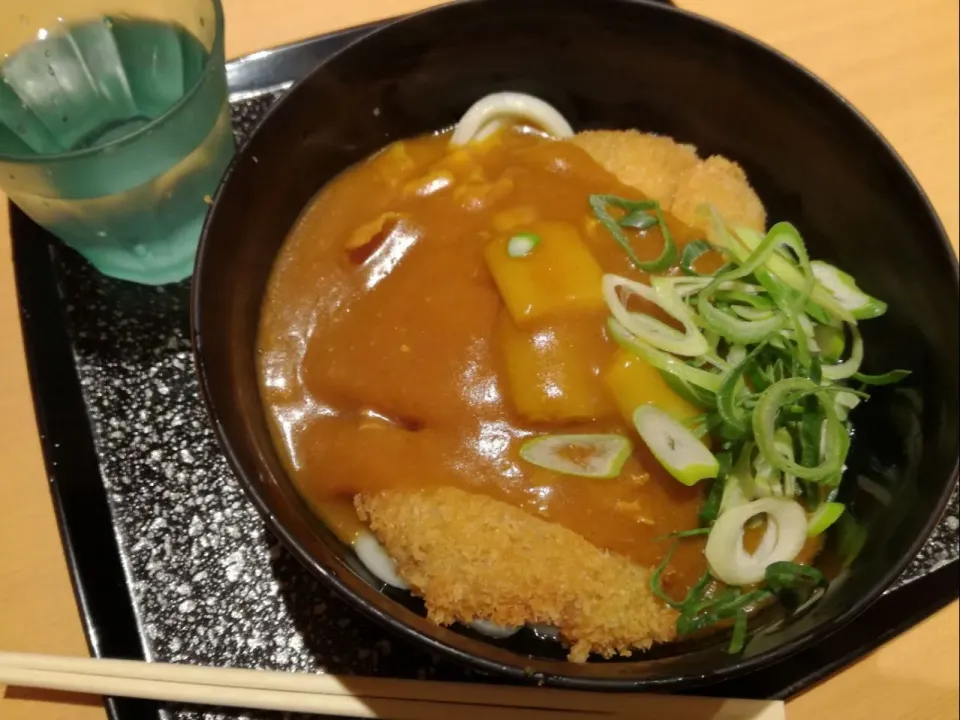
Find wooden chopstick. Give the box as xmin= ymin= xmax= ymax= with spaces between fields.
xmin=0 ymin=651 xmax=785 ymax=719
xmin=0 ymin=665 xmax=602 ymax=720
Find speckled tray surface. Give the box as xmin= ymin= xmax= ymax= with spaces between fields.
xmin=10 ymin=25 xmax=959 ymax=720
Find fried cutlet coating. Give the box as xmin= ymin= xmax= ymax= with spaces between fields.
xmin=571 ymin=130 xmax=766 ymax=233
xmin=669 ymin=155 xmax=766 ymax=233
xmin=571 ymin=130 xmax=700 ymax=205
xmin=355 ymin=487 xmax=677 ymax=662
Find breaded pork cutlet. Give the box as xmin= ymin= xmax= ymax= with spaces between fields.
xmin=356 ymin=487 xmax=677 ymax=662
xmin=571 ymin=130 xmax=766 ymax=234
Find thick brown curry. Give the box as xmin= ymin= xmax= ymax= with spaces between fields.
xmin=256 ymin=127 xmax=729 ymax=595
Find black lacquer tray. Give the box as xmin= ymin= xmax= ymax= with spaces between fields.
xmin=10 ymin=20 xmax=959 ymax=720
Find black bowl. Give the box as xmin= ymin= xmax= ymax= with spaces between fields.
xmin=192 ymin=0 xmax=959 ymax=690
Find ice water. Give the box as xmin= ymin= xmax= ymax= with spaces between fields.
xmin=0 ymin=17 xmax=234 ymax=284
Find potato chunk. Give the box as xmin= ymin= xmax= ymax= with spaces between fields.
xmin=603 ymin=349 xmax=701 ymax=424
xmin=484 ymin=220 xmax=605 ymax=326
xmin=498 ymin=311 xmax=616 ymax=423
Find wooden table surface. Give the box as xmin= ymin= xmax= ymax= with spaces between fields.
xmin=1 ymin=1 xmax=957 ymax=718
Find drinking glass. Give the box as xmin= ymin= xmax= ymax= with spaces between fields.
xmin=0 ymin=0 xmax=234 ymax=284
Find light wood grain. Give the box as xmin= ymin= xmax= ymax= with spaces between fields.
xmin=1 ymin=1 xmax=957 ymax=719
xmin=0 ymin=651 xmax=786 ymax=719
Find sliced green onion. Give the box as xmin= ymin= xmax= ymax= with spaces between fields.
xmin=655 ymin=527 xmax=711 ymax=542
xmin=726 ymin=223 xmax=853 ymax=323
xmin=807 ymin=501 xmax=845 ymax=536
xmin=720 ymin=443 xmax=754 ymax=515
xmin=601 ymin=204 xmax=908 ymax=644
xmin=731 ymin=305 xmax=777 ymax=322
xmin=620 ymin=209 xmax=658 ymax=230
xmin=716 ymin=343 xmax=767 ymax=437
xmin=681 ymin=239 xmax=715 ymax=276
xmin=652 ymin=535 xmax=773 ymax=651
xmin=661 ymin=370 xmax=718 ymax=410
xmin=765 ymin=223 xmax=818 ymax=366
xmin=697 ymin=227 xmax=787 ymax=344
xmin=633 ymin=404 xmax=719 ymax=486
xmin=677 ymin=587 xmax=771 ymax=639
xmin=821 ymin=323 xmax=863 ymax=380
xmin=729 ymin=610 xmax=749 ymax=653
xmin=811 ymin=261 xmax=887 ymax=320
xmin=753 ymin=378 xmax=846 ymax=480
xmin=796 ymin=313 xmax=820 ymax=353
xmin=726 ymin=344 xmax=747 ymax=367
xmin=764 ymin=560 xmax=825 ymax=588
xmin=833 ymin=389 xmax=861 ymax=421
xmin=607 ymin=318 xmax=722 ymax=392
xmin=685 ymin=414 xmax=713 ymax=440
xmin=808 ymin=353 xmax=824 ymax=385
xmin=753 ymin=427 xmax=796 ymax=498
xmin=589 ymin=194 xmax=678 ymax=273
xmin=603 ymin=274 xmax=710 ymax=356
xmin=853 ymin=369 xmax=911 ymax=385
xmin=825 ymin=484 xmax=841 ymax=503
xmin=654 ymin=274 xmax=713 ymax=299
xmin=519 ymin=433 xmax=632 ymax=478
xmin=717 ymin=280 xmax=767 ymax=295
xmin=744 ymin=355 xmax=776 ymax=393
xmin=705 ymin=498 xmax=808 ymax=585
xmin=700 ymin=452 xmax=732 ymax=526
xmin=651 ymin=548 xmax=712 ymax=609
xmin=805 ymin=301 xmax=833 ymax=326
xmin=506 ymin=232 xmax=540 ymax=257
xmin=714 ymin=289 xmax=776 ymax=311
xmin=799 ymin=394 xmax=822 ymax=472
xmin=763 ymin=561 xmax=827 ymax=609
xmin=814 ymin=324 xmax=846 ymax=362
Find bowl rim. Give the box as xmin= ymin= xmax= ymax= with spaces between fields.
xmin=192 ymin=0 xmax=960 ymax=690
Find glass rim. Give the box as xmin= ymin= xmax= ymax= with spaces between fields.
xmin=0 ymin=0 xmax=226 ymax=165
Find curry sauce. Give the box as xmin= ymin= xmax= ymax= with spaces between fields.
xmin=259 ymin=128 xmax=723 ymax=595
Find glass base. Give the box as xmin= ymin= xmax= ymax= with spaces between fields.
xmin=1 ymin=7 xmax=231 ymax=287
xmin=76 ymin=212 xmax=202 ymax=285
